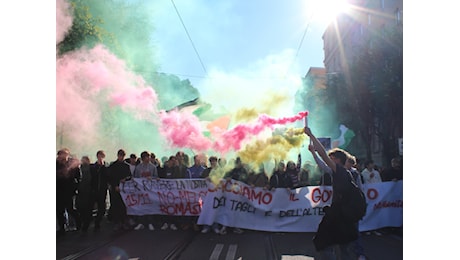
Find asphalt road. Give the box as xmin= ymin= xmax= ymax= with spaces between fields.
xmin=57 ymin=220 xmax=403 ymax=260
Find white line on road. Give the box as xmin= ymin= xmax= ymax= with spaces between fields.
xmin=225 ymin=244 xmax=237 ymax=260
xmin=281 ymin=256 xmax=314 ymax=260
xmin=210 ymin=244 xmax=224 ymax=260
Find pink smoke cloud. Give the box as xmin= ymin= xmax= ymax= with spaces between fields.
xmin=110 ymin=87 xmax=158 ymax=117
xmin=213 ymin=111 xmax=308 ymax=154
xmin=56 ymin=0 xmax=73 ymax=44
xmin=158 ymin=110 xmax=213 ymax=152
xmin=156 ymin=110 xmax=308 ymax=155
xmin=56 ymin=44 xmax=159 ymax=145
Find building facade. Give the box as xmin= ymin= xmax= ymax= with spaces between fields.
xmin=310 ymin=0 xmax=403 ymax=166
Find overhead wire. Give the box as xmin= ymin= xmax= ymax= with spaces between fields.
xmin=167 ymin=2 xmax=319 ymax=81
xmin=137 ymin=69 xmax=301 ymax=81
xmin=171 ymin=0 xmax=208 ymax=76
xmin=285 ymin=10 xmax=316 ymax=77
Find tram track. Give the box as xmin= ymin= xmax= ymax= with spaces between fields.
xmin=59 ymin=229 xmax=131 ymax=260
xmin=264 ymin=233 xmax=280 ymax=260
xmin=60 ymin=232 xmax=281 ymax=260
xmin=59 ymin=229 xmax=199 ymax=260
xmin=163 ymin=231 xmax=198 ymax=260
xmin=58 ymin=229 xmax=402 ymax=260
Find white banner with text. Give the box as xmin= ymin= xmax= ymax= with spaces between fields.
xmin=120 ymin=178 xmax=402 ymax=232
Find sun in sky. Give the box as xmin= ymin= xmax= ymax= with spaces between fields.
xmin=308 ymin=0 xmax=351 ymax=26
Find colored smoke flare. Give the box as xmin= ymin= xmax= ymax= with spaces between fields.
xmin=158 ymin=109 xmax=308 ymax=156
xmin=212 ymin=111 xmax=308 ymax=155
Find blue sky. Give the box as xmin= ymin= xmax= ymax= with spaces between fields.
xmin=150 ymin=0 xmax=330 ymax=115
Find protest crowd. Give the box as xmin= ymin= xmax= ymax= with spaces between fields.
xmin=56 ymin=144 xmax=402 ymax=235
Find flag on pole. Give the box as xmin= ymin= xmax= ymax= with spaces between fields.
xmin=331 ymin=124 xmax=355 ymax=149
xmin=167 ymin=97 xmax=231 ymax=138
xmin=296 ymin=153 xmax=301 ymax=172
xmin=166 ymin=97 xmax=199 ymax=113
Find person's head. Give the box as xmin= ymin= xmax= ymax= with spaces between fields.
xmin=176 ymin=151 xmax=185 ymax=161
xmin=96 ymin=150 xmax=106 ymax=161
xmin=161 ymin=156 xmax=168 ymax=165
xmin=141 ymin=151 xmax=151 ymax=163
xmin=286 ymin=160 xmax=296 ymax=170
xmin=391 ymin=157 xmax=401 ymax=169
xmin=197 ymin=153 xmax=208 ymax=167
xmin=176 ymin=151 xmax=188 ymax=166
xmin=57 ymin=148 xmax=70 ymax=161
xmin=150 ymin=152 xmax=157 ymax=163
xmin=218 ymin=157 xmax=227 ymax=167
xmin=183 ymin=153 xmax=190 ymax=166
xmin=129 ymin=153 xmax=137 ymax=164
xmin=277 ymin=161 xmax=285 ymax=172
xmin=193 ymin=154 xmax=201 ymax=166
xmin=345 ymin=154 xmax=357 ymax=170
xmin=364 ymin=160 xmax=375 ymax=170
xmin=167 ymin=155 xmax=177 ymax=167
xmin=117 ymin=149 xmax=126 ymax=160
xmin=235 ymin=157 xmax=243 ymax=168
xmin=327 ymin=148 xmax=348 ymax=166
xmin=209 ymin=156 xmax=218 ymax=168
xmin=81 ymin=155 xmax=90 ymax=165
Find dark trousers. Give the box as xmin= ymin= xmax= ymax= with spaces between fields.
xmin=159 ymin=215 xmax=179 ymax=225
xmin=93 ymin=191 xmax=108 ymax=226
xmin=109 ymin=189 xmax=127 ymax=225
xmin=57 ymin=194 xmax=81 ymax=232
xmin=79 ymin=191 xmax=107 ymax=230
xmin=78 ymin=203 xmax=92 ymax=231
xmin=353 ymin=223 xmax=364 ymax=256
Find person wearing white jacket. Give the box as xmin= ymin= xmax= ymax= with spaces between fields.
xmin=361 ymin=160 xmax=382 ymax=184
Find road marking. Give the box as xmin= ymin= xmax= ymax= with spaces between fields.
xmin=225 ymin=244 xmax=237 ymax=260
xmin=281 ymin=256 xmax=314 ymax=260
xmin=210 ymin=244 xmax=224 ymax=260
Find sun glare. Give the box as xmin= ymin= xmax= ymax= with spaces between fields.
xmin=310 ymin=0 xmax=350 ymax=26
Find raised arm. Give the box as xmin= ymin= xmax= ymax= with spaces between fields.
xmin=304 ymin=127 xmax=336 ymax=173
xmin=308 ymin=144 xmax=332 ymax=174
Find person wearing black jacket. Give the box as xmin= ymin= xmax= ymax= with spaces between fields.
xmin=269 ymin=161 xmax=293 ymax=190
xmin=221 ymin=157 xmax=248 ymax=234
xmin=157 ymin=155 xmax=181 ymax=231
xmin=224 ymin=157 xmax=249 ymax=183
xmin=56 ymin=148 xmax=81 ymax=236
xmin=76 ymin=155 xmax=93 ymax=232
xmin=381 ymin=157 xmax=403 ymax=182
xmin=87 ymin=150 xmax=109 ymax=231
xmin=108 ymin=149 xmax=132 ymax=231
xmin=304 ymin=126 xmax=359 ymax=260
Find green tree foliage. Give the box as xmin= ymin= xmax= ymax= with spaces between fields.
xmin=56 ymin=0 xmax=201 ymax=155
xmin=57 ymin=0 xmax=159 ymax=77
xmin=57 ymin=2 xmax=107 ymax=55
xmin=328 ymin=26 xmax=403 ymax=165
xmin=77 ymin=0 xmax=160 ymax=79
xmin=369 ymin=27 xmax=403 ymax=164
xmin=58 ymin=0 xmax=200 ymax=102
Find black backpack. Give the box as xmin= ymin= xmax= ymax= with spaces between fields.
xmin=340 ymin=172 xmax=367 ymax=222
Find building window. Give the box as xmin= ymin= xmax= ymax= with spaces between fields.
xmin=380 ymin=0 xmax=385 ymax=9
xmin=395 ymin=8 xmax=401 ymax=25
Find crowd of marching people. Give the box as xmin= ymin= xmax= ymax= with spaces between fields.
xmin=56 ymin=146 xmax=403 ymax=237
